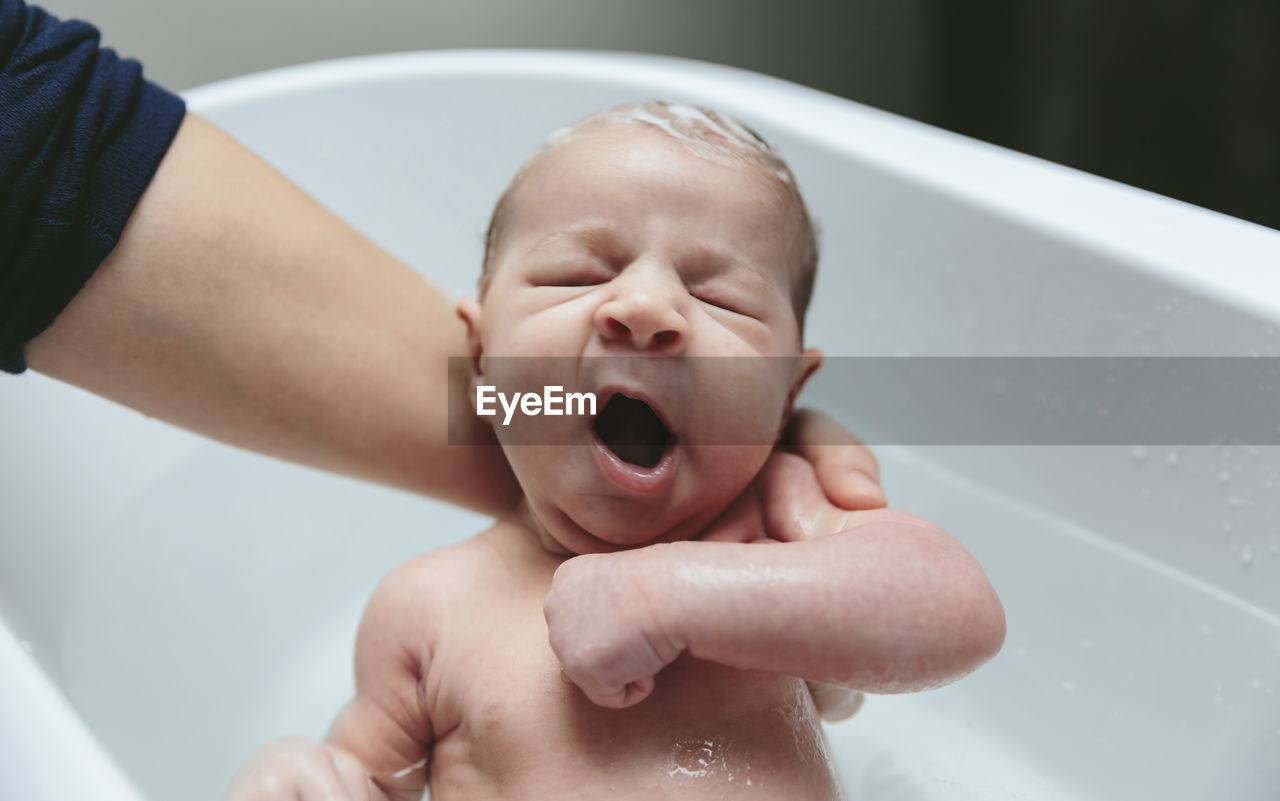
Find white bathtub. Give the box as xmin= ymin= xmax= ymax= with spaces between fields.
xmin=3 ymin=51 xmax=1280 ymax=800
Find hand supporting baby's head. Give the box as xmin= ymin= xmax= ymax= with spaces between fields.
xmin=457 ymin=101 xmax=822 ymax=555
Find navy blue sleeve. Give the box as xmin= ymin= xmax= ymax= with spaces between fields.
xmin=0 ymin=0 xmax=185 ymax=373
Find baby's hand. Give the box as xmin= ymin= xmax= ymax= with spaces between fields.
xmin=221 ymin=736 xmax=379 ymax=801
xmin=543 ymin=551 xmax=681 ymax=709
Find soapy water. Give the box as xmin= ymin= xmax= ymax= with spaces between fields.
xmin=667 ymin=737 xmax=752 ymax=785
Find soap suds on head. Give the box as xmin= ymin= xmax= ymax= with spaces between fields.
xmin=542 ymin=101 xmax=796 ymax=186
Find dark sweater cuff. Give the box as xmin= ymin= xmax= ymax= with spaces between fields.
xmin=0 ymin=3 xmax=186 ymax=374
xmin=0 ymin=82 xmax=185 ymax=374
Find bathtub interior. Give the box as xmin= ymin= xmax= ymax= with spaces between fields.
xmin=3 ymin=52 xmax=1280 ymax=800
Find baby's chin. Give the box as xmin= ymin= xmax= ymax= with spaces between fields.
xmin=534 ymin=494 xmax=712 ymax=555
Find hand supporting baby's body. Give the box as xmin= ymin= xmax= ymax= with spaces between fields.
xmin=221 ymin=737 xmax=384 ymax=801
xmin=223 ymin=454 xmax=1004 ymax=801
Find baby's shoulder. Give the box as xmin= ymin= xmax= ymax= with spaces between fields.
xmin=358 ymin=519 xmax=542 ymax=648
xmin=369 ymin=533 xmax=500 ymax=614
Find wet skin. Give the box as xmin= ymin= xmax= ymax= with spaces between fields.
xmin=392 ymin=517 xmax=847 ymax=801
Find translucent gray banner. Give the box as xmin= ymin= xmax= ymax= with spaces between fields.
xmin=447 ymin=357 xmax=1280 ymax=445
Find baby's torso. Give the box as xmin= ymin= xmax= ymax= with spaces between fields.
xmin=413 ymin=526 xmax=846 ymax=801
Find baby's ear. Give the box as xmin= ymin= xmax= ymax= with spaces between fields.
xmin=783 ymin=347 xmax=822 ymax=423
xmin=455 ymin=298 xmax=485 ymax=380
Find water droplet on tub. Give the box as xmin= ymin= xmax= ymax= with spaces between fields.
xmin=1166 ymin=450 xmax=1179 ymax=467
xmin=1228 ymin=497 xmax=1252 ymax=509
xmin=1131 ymin=446 xmax=1148 ymax=463
xmin=1198 ymin=624 xmax=1215 ymax=636
xmin=1242 ymin=547 xmax=1255 ymax=566
xmin=1218 ymin=471 xmax=1230 ymax=484
xmin=1061 ymin=681 xmax=1078 ymax=693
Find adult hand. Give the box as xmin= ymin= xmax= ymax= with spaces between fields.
xmin=778 ymin=408 xmax=886 ymax=512
xmin=696 ymin=407 xmax=888 ymax=545
xmin=221 ymin=736 xmax=381 ymax=801
xmin=671 ymin=414 xmax=887 ymax=718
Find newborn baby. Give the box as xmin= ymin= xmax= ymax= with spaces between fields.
xmin=224 ymin=102 xmax=1005 ymax=801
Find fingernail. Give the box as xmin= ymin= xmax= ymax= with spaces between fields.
xmin=849 ymin=470 xmax=885 ymax=499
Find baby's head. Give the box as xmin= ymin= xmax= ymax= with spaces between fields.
xmin=480 ymin=102 xmax=818 ymax=326
xmin=458 ymin=101 xmax=823 ymax=554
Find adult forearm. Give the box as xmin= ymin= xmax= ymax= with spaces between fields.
xmin=646 ymin=517 xmax=1006 ymax=693
xmin=26 ymin=113 xmax=518 ymax=513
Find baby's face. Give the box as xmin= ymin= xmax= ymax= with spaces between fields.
xmin=459 ymin=125 xmax=819 ymax=554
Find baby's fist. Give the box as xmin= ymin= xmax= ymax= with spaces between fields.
xmin=543 ymin=551 xmax=681 ymax=709
xmin=221 ymin=736 xmax=377 ymax=801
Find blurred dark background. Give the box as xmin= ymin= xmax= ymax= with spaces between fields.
xmin=923 ymin=3 xmax=1279 ymax=231
xmin=67 ymin=0 xmax=1279 ymax=230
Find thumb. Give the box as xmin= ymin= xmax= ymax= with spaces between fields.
xmin=699 ymin=482 xmax=767 ymax=543
xmin=759 ymin=452 xmax=829 ymax=542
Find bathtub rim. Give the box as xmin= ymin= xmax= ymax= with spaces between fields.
xmin=183 ymin=48 xmax=1280 ymax=328
xmin=0 ymin=616 xmax=144 ymax=801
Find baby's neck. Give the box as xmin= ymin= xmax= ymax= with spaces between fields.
xmin=513 ymin=498 xmax=578 ymax=557
xmin=508 ymin=490 xmax=747 ymax=559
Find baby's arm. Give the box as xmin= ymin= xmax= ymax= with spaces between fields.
xmin=222 ymin=562 xmax=435 ymax=801
xmin=326 ymin=559 xmax=436 ymax=801
xmin=545 ymin=455 xmax=1005 ymax=707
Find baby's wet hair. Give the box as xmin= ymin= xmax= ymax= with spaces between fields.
xmin=481 ymin=100 xmax=818 ymax=327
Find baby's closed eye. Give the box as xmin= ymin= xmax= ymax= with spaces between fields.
xmin=530 ymin=261 xmax=613 ymax=287
xmin=690 ymin=284 xmax=754 ymax=316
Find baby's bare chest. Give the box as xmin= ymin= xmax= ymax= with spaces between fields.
xmin=423 ymin=580 xmax=845 ymax=801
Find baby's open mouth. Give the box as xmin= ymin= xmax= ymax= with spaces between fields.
xmin=592 ymin=393 xmax=674 ymax=469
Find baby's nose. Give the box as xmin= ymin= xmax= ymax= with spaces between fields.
xmin=595 ymin=278 xmax=688 ymax=354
